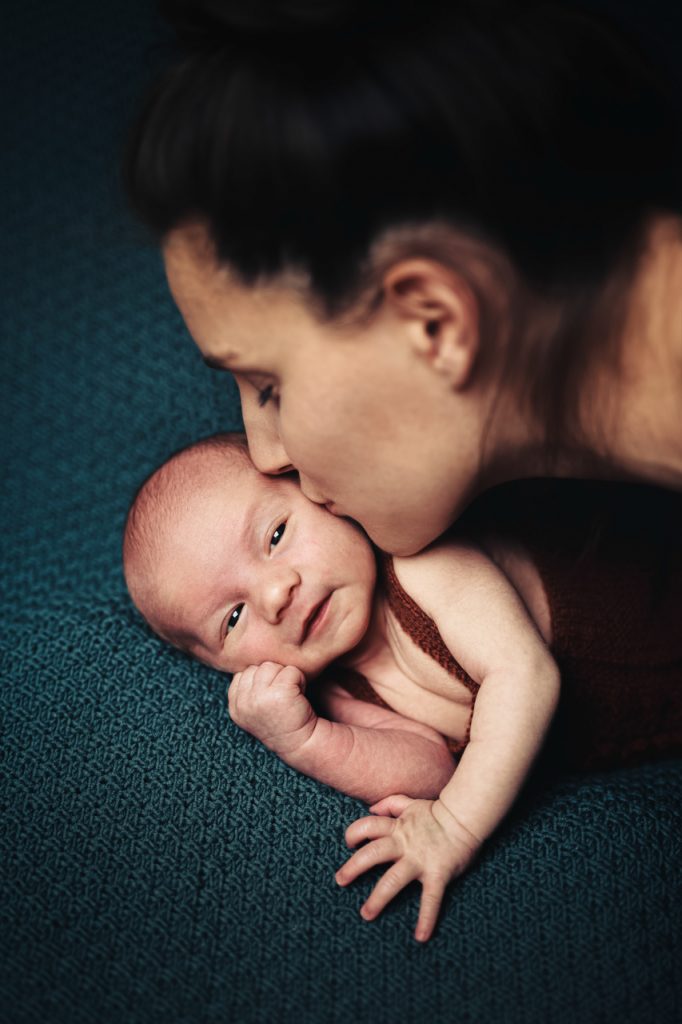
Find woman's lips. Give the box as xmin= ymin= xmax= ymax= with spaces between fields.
xmin=301 ymin=593 xmax=332 ymax=642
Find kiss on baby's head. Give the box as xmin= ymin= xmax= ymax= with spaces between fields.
xmin=123 ymin=433 xmax=377 ymax=677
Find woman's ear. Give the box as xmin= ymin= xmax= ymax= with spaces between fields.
xmin=382 ymin=259 xmax=480 ymax=389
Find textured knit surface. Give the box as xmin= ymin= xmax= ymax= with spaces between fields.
xmin=539 ymin=509 xmax=682 ymax=771
xmin=465 ymin=479 xmax=682 ymax=771
xmin=1 ymin=3 xmax=681 ymax=1023
xmin=380 ymin=556 xmax=479 ymax=698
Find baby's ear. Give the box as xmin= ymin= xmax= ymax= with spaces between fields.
xmin=382 ymin=259 xmax=479 ymax=389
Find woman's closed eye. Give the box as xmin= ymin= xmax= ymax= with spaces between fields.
xmin=257 ymin=384 xmax=278 ymax=408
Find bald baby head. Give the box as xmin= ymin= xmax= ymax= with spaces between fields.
xmin=123 ymin=432 xmax=252 ymax=646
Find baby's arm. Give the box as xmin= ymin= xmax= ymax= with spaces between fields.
xmin=336 ymin=540 xmax=560 ymax=940
xmin=228 ymin=663 xmax=455 ymax=803
xmin=424 ymin=543 xmax=560 ymax=841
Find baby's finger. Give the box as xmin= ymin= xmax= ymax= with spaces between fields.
xmin=414 ymin=880 xmax=446 ymax=943
xmin=228 ymin=665 xmax=261 ymax=718
xmin=369 ymin=794 xmax=412 ymax=817
xmin=360 ymin=859 xmax=419 ymax=922
xmin=253 ymin=662 xmax=285 ymax=686
xmin=273 ymin=664 xmax=306 ymax=691
xmin=227 ymin=673 xmax=243 ymax=714
xmin=344 ymin=814 xmax=395 ymax=849
xmin=335 ymin=836 xmax=397 ymax=886
xmin=234 ymin=665 xmax=259 ymax=691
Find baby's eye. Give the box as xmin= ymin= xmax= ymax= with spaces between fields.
xmin=270 ymin=522 xmax=286 ymax=549
xmin=226 ymin=604 xmax=244 ymax=635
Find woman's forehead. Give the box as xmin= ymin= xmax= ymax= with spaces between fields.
xmin=164 ymin=224 xmax=303 ymax=308
xmin=164 ymin=240 xmax=317 ymax=370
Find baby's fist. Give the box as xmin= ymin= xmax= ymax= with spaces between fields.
xmin=228 ymin=662 xmax=316 ymax=756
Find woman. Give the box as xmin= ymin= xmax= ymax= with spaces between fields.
xmin=124 ymin=0 xmax=682 ymax=556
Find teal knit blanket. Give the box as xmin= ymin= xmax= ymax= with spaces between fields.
xmin=2 ymin=2 xmax=680 ymax=1022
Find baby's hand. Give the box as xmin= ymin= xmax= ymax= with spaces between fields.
xmin=228 ymin=662 xmax=317 ymax=757
xmin=335 ymin=795 xmax=481 ymax=943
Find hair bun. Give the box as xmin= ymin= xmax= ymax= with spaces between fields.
xmin=159 ymin=0 xmax=436 ymax=47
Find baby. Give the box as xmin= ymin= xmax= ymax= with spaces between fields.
xmin=123 ymin=433 xmax=681 ymax=942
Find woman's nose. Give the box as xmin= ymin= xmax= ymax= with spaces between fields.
xmin=299 ymin=473 xmax=327 ymax=505
xmin=238 ymin=385 xmax=295 ymax=476
xmin=248 ymin=429 xmax=295 ymax=476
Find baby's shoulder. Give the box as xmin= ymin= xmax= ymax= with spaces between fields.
xmin=387 ymin=538 xmax=491 ymax=620
xmin=392 ymin=536 xmax=486 ymax=578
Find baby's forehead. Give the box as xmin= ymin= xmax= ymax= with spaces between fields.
xmin=162 ymin=443 xmax=256 ymax=504
xmin=129 ymin=448 xmax=240 ymax=560
xmin=168 ymin=449 xmax=301 ymax=543
xmin=186 ymin=450 xmax=278 ymax=504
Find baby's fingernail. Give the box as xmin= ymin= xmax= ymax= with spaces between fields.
xmin=360 ymin=906 xmax=374 ymax=921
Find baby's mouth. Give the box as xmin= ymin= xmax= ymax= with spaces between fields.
xmin=301 ymin=594 xmax=332 ymax=643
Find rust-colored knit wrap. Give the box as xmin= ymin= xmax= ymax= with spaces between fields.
xmin=530 ymin=509 xmax=682 ymax=771
xmin=466 ymin=480 xmax=682 ymax=771
xmin=336 ymin=481 xmax=682 ymax=772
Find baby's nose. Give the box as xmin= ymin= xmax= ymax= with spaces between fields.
xmin=260 ymin=568 xmax=300 ymax=623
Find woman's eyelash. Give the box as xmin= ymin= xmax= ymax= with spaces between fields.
xmin=257 ymin=385 xmax=275 ymax=408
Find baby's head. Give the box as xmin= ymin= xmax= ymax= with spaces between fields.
xmin=123 ymin=433 xmax=377 ymax=676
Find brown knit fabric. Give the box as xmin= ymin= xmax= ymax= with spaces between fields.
xmin=336 ymin=481 xmax=682 ymax=773
xmin=379 ymin=556 xmax=480 ymax=697
xmin=530 ymin=516 xmax=682 ymax=771
xmin=464 ymin=479 xmax=682 ymax=771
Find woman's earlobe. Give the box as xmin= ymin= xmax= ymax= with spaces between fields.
xmin=423 ymin=314 xmax=478 ymax=389
xmin=382 ymin=258 xmax=480 ymax=389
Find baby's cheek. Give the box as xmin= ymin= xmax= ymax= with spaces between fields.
xmin=200 ymin=647 xmax=234 ymax=674
xmin=242 ymin=630 xmax=288 ymax=674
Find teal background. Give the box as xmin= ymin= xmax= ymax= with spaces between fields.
xmin=2 ymin=3 xmax=680 ymax=1022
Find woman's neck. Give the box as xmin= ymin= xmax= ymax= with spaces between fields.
xmin=579 ymin=215 xmax=682 ymax=488
xmin=481 ymin=214 xmax=682 ymax=494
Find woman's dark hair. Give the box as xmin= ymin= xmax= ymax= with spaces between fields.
xmin=124 ymin=0 xmax=681 ymax=446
